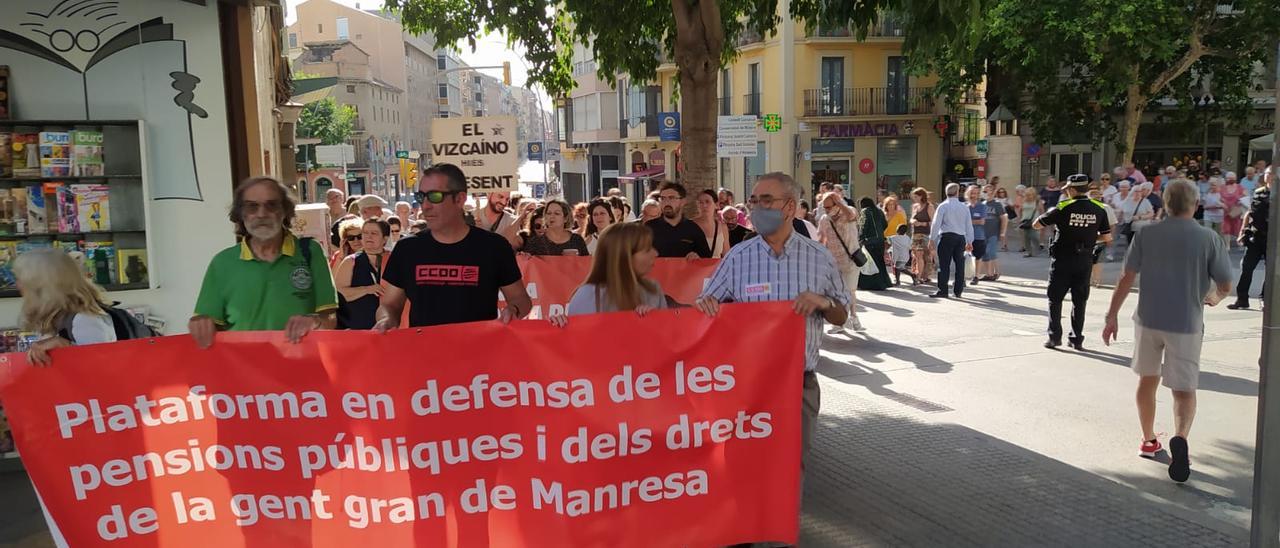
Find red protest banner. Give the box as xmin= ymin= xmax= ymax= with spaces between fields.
xmin=517 ymin=256 xmax=720 ymax=318
xmin=0 ymin=303 xmax=802 ymax=547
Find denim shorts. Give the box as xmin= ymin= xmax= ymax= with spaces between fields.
xmin=982 ymin=236 xmax=999 ymax=261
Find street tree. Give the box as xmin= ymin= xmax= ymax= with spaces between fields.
xmin=297 ymin=97 xmax=357 ymax=168
xmin=903 ymin=0 xmax=1280 ymax=164
xmin=386 ymin=0 xmax=883 ymax=201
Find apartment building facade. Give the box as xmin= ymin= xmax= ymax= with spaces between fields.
xmin=559 ymin=2 xmax=973 ymax=206
xmin=289 ymin=0 xmax=551 ymax=201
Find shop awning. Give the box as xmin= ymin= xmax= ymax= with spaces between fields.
xmin=291 ymin=77 xmax=339 ymax=104
xmin=618 ymin=166 xmax=667 ymax=180
xmin=1251 ymin=133 xmax=1274 ymax=151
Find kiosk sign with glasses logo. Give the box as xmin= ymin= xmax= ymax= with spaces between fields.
xmin=431 ymin=116 xmax=518 ymax=192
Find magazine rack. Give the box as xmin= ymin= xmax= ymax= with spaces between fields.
xmin=0 ymin=119 xmax=154 ymax=298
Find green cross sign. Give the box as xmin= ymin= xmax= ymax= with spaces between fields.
xmin=763 ymin=113 xmax=782 ymax=133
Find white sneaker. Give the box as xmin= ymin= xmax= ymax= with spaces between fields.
xmin=826 ymin=324 xmax=846 ymax=335
xmin=847 ymin=316 xmax=865 ymax=331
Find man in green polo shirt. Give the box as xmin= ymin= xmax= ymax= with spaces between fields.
xmin=189 ymin=177 xmax=337 ymax=348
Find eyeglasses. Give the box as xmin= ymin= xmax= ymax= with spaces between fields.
xmin=345 ymin=235 xmax=361 ymax=242
xmin=414 ymin=189 xmax=464 ymax=204
xmin=658 ymin=195 xmax=682 ymax=202
xmin=243 ymin=200 xmax=282 ymax=214
xmin=747 ymin=195 xmax=785 ymax=208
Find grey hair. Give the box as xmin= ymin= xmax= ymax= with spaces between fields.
xmin=945 ymin=183 xmax=961 ymax=197
xmin=758 ymin=172 xmax=804 ymax=200
xmin=1164 ymin=179 xmax=1200 ymax=217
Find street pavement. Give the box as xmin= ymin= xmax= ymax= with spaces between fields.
xmin=0 ymin=244 xmax=1266 ymax=547
xmin=801 ymin=244 xmax=1263 ymax=546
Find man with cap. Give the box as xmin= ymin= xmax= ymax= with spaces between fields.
xmin=1033 ymin=174 xmax=1111 ymax=350
xmin=358 ymin=195 xmax=389 ymax=220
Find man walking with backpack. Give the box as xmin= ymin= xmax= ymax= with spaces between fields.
xmin=189 ymin=177 xmax=337 ymax=348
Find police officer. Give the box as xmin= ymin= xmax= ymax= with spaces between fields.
xmin=1034 ymin=174 xmax=1112 ymax=350
xmin=1228 ymin=170 xmax=1270 ymax=309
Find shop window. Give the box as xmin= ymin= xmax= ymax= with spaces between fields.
xmin=811 ymin=160 xmax=850 ymax=195
xmin=877 ymin=137 xmax=918 ymax=194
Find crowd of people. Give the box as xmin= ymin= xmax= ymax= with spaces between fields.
xmin=10 ymin=154 xmax=1273 ymax=539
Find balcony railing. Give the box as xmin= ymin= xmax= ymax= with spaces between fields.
xmin=620 ymin=114 xmax=660 ymax=138
xmin=736 ymin=28 xmax=764 ymax=47
xmin=718 ymin=96 xmax=732 ymax=115
xmin=802 ymin=87 xmax=935 ymax=117
xmin=810 ymin=12 xmax=906 ymax=38
xmin=743 ymin=92 xmax=761 ymax=115
xmin=959 ymin=88 xmax=983 ymax=104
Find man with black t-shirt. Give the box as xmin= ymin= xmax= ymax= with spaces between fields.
xmin=723 ymin=206 xmax=756 ymax=247
xmin=646 ymin=182 xmax=713 ymax=259
xmin=374 ymin=163 xmax=532 ymax=329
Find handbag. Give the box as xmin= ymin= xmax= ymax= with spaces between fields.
xmin=859 ymin=256 xmax=880 ymax=275
xmin=1018 ymin=218 xmax=1033 ymax=230
xmin=830 ymin=220 xmax=868 ymax=266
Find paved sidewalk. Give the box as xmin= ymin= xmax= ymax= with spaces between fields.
xmin=800 ymin=377 xmax=1247 ymax=547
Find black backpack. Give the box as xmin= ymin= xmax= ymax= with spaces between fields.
xmin=101 ymin=303 xmax=160 ymax=340
xmin=57 ymin=302 xmax=158 ymax=343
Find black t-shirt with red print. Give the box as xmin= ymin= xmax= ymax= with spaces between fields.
xmin=384 ymin=227 xmax=522 ymax=327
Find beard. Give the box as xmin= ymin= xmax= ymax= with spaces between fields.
xmin=246 ymin=220 xmax=283 ymax=241
xmin=490 ymin=203 xmax=505 ymax=215
xmin=662 ymin=206 xmax=678 ymax=219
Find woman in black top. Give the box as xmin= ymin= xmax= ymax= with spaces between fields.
xmin=523 ymin=199 xmax=591 ymax=256
xmin=335 ymin=218 xmax=390 ymax=329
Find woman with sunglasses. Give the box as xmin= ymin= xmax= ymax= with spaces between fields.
xmin=515 ymin=206 xmax=547 ymax=251
xmin=329 ymin=218 xmax=364 ymax=269
xmin=582 ymin=198 xmax=616 ymax=255
xmin=335 ymin=219 xmax=390 ymax=329
xmin=549 ymin=222 xmax=666 ymax=327
xmin=523 ymin=199 xmax=590 ymax=256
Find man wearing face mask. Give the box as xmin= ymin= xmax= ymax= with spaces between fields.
xmin=190 ymin=177 xmax=338 ymax=349
xmin=695 ymin=172 xmax=851 ymax=490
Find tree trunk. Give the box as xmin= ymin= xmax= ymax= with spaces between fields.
xmin=671 ymin=0 xmax=723 ymax=215
xmin=1118 ymin=84 xmax=1147 ymax=166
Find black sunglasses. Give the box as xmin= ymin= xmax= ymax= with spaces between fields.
xmin=345 ymin=235 xmax=361 ymax=242
xmin=414 ymin=189 xmax=464 ymax=204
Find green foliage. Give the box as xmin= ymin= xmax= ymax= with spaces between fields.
xmin=905 ymin=0 xmax=1280 ymax=151
xmin=382 ymin=0 xmax=879 ymax=98
xmin=296 ymin=97 xmax=357 ymax=168
xmin=299 ymin=97 xmax=357 ymax=145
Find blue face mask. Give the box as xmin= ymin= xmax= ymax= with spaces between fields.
xmin=750 ymin=206 xmax=786 ymax=236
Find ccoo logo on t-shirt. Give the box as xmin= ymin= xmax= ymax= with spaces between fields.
xmin=416 ymin=265 xmax=480 ymax=286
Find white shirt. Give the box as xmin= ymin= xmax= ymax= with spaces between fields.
xmin=58 ymin=312 xmax=117 ymax=345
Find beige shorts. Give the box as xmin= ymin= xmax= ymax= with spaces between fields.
xmin=1131 ymin=323 xmax=1204 ymax=391
xmin=841 ymin=267 xmax=860 ymax=294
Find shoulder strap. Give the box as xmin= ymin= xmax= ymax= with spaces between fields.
xmin=299 ymin=236 xmax=314 ymax=265
xmin=489 ymin=211 xmax=504 ymax=233
xmin=830 ymin=219 xmax=853 ymax=255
